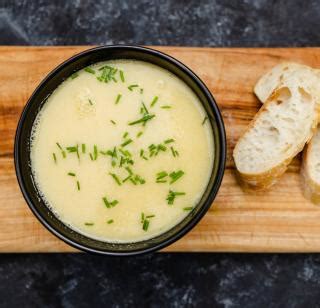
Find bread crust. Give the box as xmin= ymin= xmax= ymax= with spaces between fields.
xmin=301 ymin=134 xmax=320 ymax=204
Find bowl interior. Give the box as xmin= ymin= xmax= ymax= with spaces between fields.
xmin=15 ymin=46 xmax=226 ymax=255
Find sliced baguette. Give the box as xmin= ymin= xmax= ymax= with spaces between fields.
xmin=254 ymin=62 xmax=320 ymax=103
xmin=302 ymin=127 xmax=320 ymax=204
xmin=254 ymin=62 xmax=320 ymax=201
xmin=233 ymin=69 xmax=320 ymax=190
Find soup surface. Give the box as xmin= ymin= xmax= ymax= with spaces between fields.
xmin=31 ymin=59 xmax=214 ymax=243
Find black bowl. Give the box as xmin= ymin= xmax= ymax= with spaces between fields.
xmin=14 ymin=45 xmax=226 ymax=256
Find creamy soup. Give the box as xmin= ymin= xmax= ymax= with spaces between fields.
xmin=30 ymin=60 xmax=214 ymax=243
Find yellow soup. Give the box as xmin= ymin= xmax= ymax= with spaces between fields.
xmin=30 ymin=60 xmax=214 ymax=243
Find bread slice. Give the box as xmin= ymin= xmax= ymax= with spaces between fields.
xmin=302 ymin=127 xmax=320 ymax=204
xmin=255 ymin=63 xmax=320 ymax=200
xmin=254 ymin=62 xmax=319 ymax=103
xmin=233 ymin=69 xmax=320 ymax=190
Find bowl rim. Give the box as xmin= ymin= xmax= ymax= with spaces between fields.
xmin=14 ymin=45 xmax=226 ymax=256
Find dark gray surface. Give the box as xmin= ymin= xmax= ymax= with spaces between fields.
xmin=1 ymin=0 xmax=320 ymax=307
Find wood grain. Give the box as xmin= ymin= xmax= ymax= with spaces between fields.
xmin=1 ymin=46 xmax=320 ymax=252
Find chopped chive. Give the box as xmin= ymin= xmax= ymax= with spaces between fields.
xmin=56 ymin=143 xmax=66 ymax=158
xmin=156 ymin=180 xmax=167 ymax=183
xmin=146 ymin=215 xmax=155 ymax=218
xmin=140 ymin=88 xmax=144 ymax=94
xmin=121 ymin=139 xmax=133 ymax=147
xmin=156 ymin=171 xmax=168 ymax=180
xmin=120 ymin=70 xmax=125 ymax=82
xmin=202 ymin=116 xmax=208 ymax=125
xmin=122 ymin=175 xmax=131 ymax=183
xmin=82 ymin=143 xmax=86 ymax=154
xmin=115 ymin=94 xmax=122 ymax=104
xmin=112 ymin=77 xmax=117 ymax=83
xmin=109 ymin=173 xmax=122 ymax=186
xmin=129 ymin=114 xmax=155 ymax=126
xmin=128 ymin=84 xmax=139 ymax=91
xmin=169 ymin=170 xmax=185 ymax=184
xmin=150 ymin=96 xmax=159 ymax=107
xmin=125 ymin=166 xmax=133 ymax=175
xmin=66 ymin=146 xmax=77 ymax=152
xmin=142 ymin=220 xmax=149 ymax=231
xmin=141 ymin=102 xmax=149 ymax=114
xmin=93 ymin=145 xmax=98 ymax=160
xmin=161 ymin=105 xmax=171 ymax=109
xmin=84 ymin=222 xmax=94 ymax=226
xmin=107 ymin=219 xmax=114 ymax=224
xmin=130 ymin=178 xmax=137 ymax=185
xmin=52 ymin=153 xmax=57 ymax=163
xmin=141 ymin=212 xmax=145 ymax=223
xmin=88 ymin=99 xmax=93 ymax=105
xmin=89 ymin=153 xmax=93 ymax=161
xmin=123 ymin=132 xmax=129 ymax=139
xmin=77 ymin=181 xmax=80 ymax=191
xmin=84 ymin=67 xmax=95 ymax=74
xmin=183 ymin=207 xmax=193 ymax=211
xmin=166 ymin=190 xmax=186 ymax=205
xmin=71 ymin=72 xmax=79 ymax=79
xmin=110 ymin=120 xmax=116 ymax=125
xmin=136 ymin=131 xmax=143 ymax=138
xmin=111 ymin=160 xmax=116 ymax=167
xmin=68 ymin=172 xmax=76 ymax=177
xmin=164 ymin=139 xmax=175 ymax=144
xmin=103 ymin=197 xmax=118 ymax=208
xmin=170 ymin=146 xmax=179 ymax=157
xmin=140 ymin=149 xmax=144 ymax=157
xmin=119 ymin=148 xmax=131 ymax=157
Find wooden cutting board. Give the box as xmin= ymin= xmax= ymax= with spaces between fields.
xmin=2 ymin=46 xmax=320 ymax=253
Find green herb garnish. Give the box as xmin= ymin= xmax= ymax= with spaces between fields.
xmin=68 ymin=172 xmax=76 ymax=177
xmin=88 ymin=99 xmax=93 ymax=105
xmin=115 ymin=94 xmax=122 ymax=104
xmin=93 ymin=145 xmax=98 ymax=160
xmin=140 ymin=213 xmax=155 ymax=231
xmin=82 ymin=143 xmax=86 ymax=154
xmin=183 ymin=207 xmax=193 ymax=211
xmin=121 ymin=139 xmax=133 ymax=147
xmin=202 ymin=116 xmax=208 ymax=125
xmin=136 ymin=131 xmax=143 ymax=138
xmin=109 ymin=173 xmax=122 ymax=186
xmin=71 ymin=72 xmax=79 ymax=79
xmin=84 ymin=222 xmax=94 ymax=226
xmin=141 ymin=102 xmax=149 ymax=114
xmin=169 ymin=170 xmax=185 ymax=184
xmin=170 ymin=146 xmax=179 ymax=157
xmin=164 ymin=139 xmax=175 ymax=144
xmin=52 ymin=153 xmax=57 ymax=163
xmin=120 ymin=70 xmax=125 ymax=82
xmin=107 ymin=219 xmax=114 ymax=224
xmin=156 ymin=171 xmax=168 ymax=183
xmin=66 ymin=145 xmax=80 ymax=160
xmin=150 ymin=96 xmax=158 ymax=107
xmin=56 ymin=142 xmax=66 ymax=158
xmin=129 ymin=114 xmax=155 ymax=126
xmin=110 ymin=120 xmax=116 ymax=125
xmin=84 ymin=67 xmax=95 ymax=74
xmin=128 ymin=84 xmax=139 ymax=91
xmin=143 ymin=220 xmax=149 ymax=231
xmin=161 ymin=105 xmax=171 ymax=109
xmin=123 ymin=132 xmax=129 ymax=139
xmin=166 ymin=190 xmax=185 ymax=205
xmin=77 ymin=181 xmax=81 ymax=191
xmin=103 ymin=196 xmax=119 ymax=208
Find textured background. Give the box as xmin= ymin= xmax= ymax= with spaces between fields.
xmin=1 ymin=0 xmax=320 ymax=307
